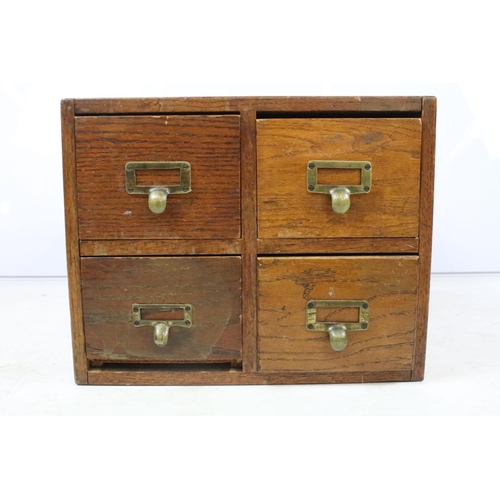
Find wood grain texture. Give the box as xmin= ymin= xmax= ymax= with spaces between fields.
xmin=258 ymin=237 xmax=419 ymax=254
xmin=75 ymin=115 xmax=240 ymax=239
xmin=81 ymin=257 xmax=242 ymax=363
xmin=61 ymin=99 xmax=88 ymax=384
xmin=88 ymin=369 xmax=412 ymax=385
xmin=80 ymin=239 xmax=241 ymax=256
xmin=258 ymin=256 xmax=418 ymax=372
xmin=241 ymin=111 xmax=258 ymax=372
xmin=74 ymin=96 xmax=422 ymax=115
xmin=412 ymin=97 xmax=437 ymax=381
xmin=257 ymin=118 xmax=422 ymax=238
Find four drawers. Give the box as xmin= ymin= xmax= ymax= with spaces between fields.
xmin=68 ymin=101 xmax=430 ymax=380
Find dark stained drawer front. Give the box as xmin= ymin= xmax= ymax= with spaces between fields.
xmin=75 ymin=115 xmax=241 ymax=239
xmin=257 ymin=118 xmax=422 ymax=238
xmin=81 ymin=257 xmax=242 ymax=363
xmin=258 ymin=256 xmax=418 ymax=372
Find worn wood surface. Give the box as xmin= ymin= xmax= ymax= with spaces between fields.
xmin=75 ymin=115 xmax=240 ymax=239
xmin=258 ymin=256 xmax=418 ymax=372
xmin=257 ymin=118 xmax=422 ymax=239
xmin=258 ymin=237 xmax=419 ymax=255
xmin=61 ymin=100 xmax=88 ymax=384
xmin=80 ymin=239 xmax=241 ymax=256
xmin=412 ymin=97 xmax=437 ymax=381
xmin=88 ymin=369 xmax=412 ymax=385
xmin=74 ymin=96 xmax=422 ymax=115
xmin=81 ymin=257 xmax=242 ymax=363
xmin=240 ymin=111 xmax=258 ymax=372
xmin=63 ymin=96 xmax=435 ymax=385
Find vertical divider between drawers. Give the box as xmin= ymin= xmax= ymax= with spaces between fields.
xmin=240 ymin=110 xmax=258 ymax=372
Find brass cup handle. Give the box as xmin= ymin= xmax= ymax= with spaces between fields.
xmin=330 ymin=187 xmax=351 ymax=214
xmin=306 ymin=300 xmax=369 ymax=352
xmin=132 ymin=303 xmax=193 ymax=347
xmin=148 ymin=188 xmax=168 ymax=214
xmin=328 ymin=324 xmax=348 ymax=352
xmin=153 ymin=323 xmax=170 ymax=347
xmin=125 ymin=161 xmax=192 ymax=215
xmin=307 ymin=161 xmax=372 ymax=214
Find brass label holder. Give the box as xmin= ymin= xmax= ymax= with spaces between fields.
xmin=132 ymin=303 xmax=193 ymax=347
xmin=307 ymin=160 xmax=372 ymax=214
xmin=125 ymin=161 xmax=192 ymax=214
xmin=306 ymin=299 xmax=369 ymax=352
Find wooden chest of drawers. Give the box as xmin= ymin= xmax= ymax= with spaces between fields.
xmin=61 ymin=96 xmax=436 ymax=385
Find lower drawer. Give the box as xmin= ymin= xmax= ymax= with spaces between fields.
xmin=258 ymin=256 xmax=418 ymax=372
xmin=81 ymin=257 xmax=242 ymax=364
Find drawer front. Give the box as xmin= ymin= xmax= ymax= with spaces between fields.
xmin=258 ymin=256 xmax=418 ymax=372
xmin=257 ymin=118 xmax=421 ymax=238
xmin=81 ymin=257 xmax=242 ymax=363
xmin=75 ymin=115 xmax=241 ymax=239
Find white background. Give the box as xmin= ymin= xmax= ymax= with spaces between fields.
xmin=1 ymin=2 xmax=499 ymax=276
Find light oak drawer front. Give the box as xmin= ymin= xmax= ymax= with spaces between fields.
xmin=81 ymin=257 xmax=242 ymax=363
xmin=75 ymin=115 xmax=241 ymax=239
xmin=257 ymin=118 xmax=422 ymax=238
xmin=258 ymin=256 xmax=418 ymax=372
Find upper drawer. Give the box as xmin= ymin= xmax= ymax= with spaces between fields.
xmin=75 ymin=115 xmax=241 ymax=239
xmin=257 ymin=118 xmax=422 ymax=238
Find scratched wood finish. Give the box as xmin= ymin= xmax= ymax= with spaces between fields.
xmin=74 ymin=96 xmax=422 ymax=115
xmin=80 ymin=239 xmax=241 ymax=256
xmin=258 ymin=256 xmax=418 ymax=372
xmin=81 ymin=257 xmax=242 ymax=363
xmin=412 ymin=97 xmax=437 ymax=381
xmin=258 ymin=237 xmax=419 ymax=255
xmin=61 ymin=100 xmax=88 ymax=384
xmin=75 ymin=115 xmax=240 ymax=239
xmin=257 ymin=118 xmax=422 ymax=239
xmin=88 ymin=369 xmax=412 ymax=385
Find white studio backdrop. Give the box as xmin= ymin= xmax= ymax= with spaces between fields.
xmin=0 ymin=82 xmax=499 ymax=276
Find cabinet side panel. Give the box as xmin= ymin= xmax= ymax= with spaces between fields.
xmin=412 ymin=97 xmax=437 ymax=381
xmin=61 ymin=99 xmax=88 ymax=384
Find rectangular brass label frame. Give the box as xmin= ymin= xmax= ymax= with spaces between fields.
xmin=307 ymin=160 xmax=372 ymax=194
xmin=125 ymin=161 xmax=192 ymax=195
xmin=306 ymin=299 xmax=369 ymax=331
xmin=132 ymin=303 xmax=193 ymax=328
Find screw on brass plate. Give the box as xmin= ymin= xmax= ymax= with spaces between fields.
xmin=362 ymin=303 xmax=368 ymax=309
xmin=363 ymin=186 xmax=370 ymax=192
xmin=307 ymin=324 xmax=314 ymax=330
xmin=183 ymin=164 xmax=189 ymax=170
xmin=309 ymin=163 xmax=315 ymax=169
xmin=133 ymin=306 xmax=139 ymax=312
xmin=185 ymin=320 xmax=191 ymax=326
xmin=361 ymin=323 xmax=368 ymax=329
xmin=308 ymin=302 xmax=315 ymax=309
xmin=182 ymin=186 xmax=189 ymax=192
xmin=185 ymin=306 xmax=191 ymax=312
xmin=364 ymin=164 xmax=371 ymax=170
xmin=134 ymin=320 xmax=140 ymax=326
xmin=308 ymin=185 xmax=314 ymax=191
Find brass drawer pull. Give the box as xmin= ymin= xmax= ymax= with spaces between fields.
xmin=132 ymin=303 xmax=193 ymax=347
xmin=306 ymin=300 xmax=369 ymax=351
xmin=307 ymin=161 xmax=372 ymax=214
xmin=125 ymin=161 xmax=192 ymax=214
